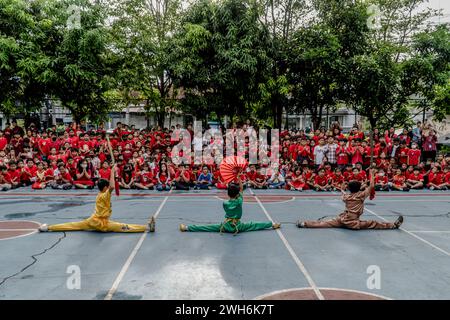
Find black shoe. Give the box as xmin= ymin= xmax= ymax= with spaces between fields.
xmin=296 ymin=220 xmax=305 ymax=228
xmin=147 ymin=217 xmax=156 ymax=232
xmin=394 ymin=216 xmax=404 ymax=229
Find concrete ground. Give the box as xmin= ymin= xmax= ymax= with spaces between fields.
xmin=0 ymin=188 xmax=449 ymax=300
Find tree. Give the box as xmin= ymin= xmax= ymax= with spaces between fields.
xmin=110 ymin=0 xmax=183 ymax=128
xmin=44 ymin=0 xmax=117 ymax=124
xmin=0 ymin=0 xmax=38 ymax=118
xmin=287 ymin=24 xmax=343 ymax=130
xmin=255 ymin=0 xmax=309 ymax=129
xmin=167 ymin=0 xmax=272 ymax=126
xmin=407 ymin=25 xmax=450 ymax=122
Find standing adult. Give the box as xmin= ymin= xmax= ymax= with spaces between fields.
xmin=422 ymin=129 xmax=438 ymax=161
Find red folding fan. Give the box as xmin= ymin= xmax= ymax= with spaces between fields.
xmin=219 ymin=156 xmax=248 ymax=184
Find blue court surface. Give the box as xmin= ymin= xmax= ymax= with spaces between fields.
xmin=0 ymin=188 xmax=449 ymax=300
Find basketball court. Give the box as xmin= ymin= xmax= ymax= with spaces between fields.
xmin=1 ymin=188 xmax=449 ymax=300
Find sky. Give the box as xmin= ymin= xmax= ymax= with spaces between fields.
xmin=418 ymin=0 xmax=450 ymax=24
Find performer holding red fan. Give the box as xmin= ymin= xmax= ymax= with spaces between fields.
xmin=179 ymin=156 xmax=280 ymax=234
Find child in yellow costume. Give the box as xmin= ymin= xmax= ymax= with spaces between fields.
xmin=39 ymin=165 xmax=155 ymax=233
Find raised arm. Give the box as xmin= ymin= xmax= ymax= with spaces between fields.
xmin=237 ymin=169 xmax=244 ymax=193
xmin=109 ymin=164 xmax=116 ymax=191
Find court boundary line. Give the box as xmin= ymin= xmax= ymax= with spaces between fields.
xmin=248 ymin=189 xmax=325 ymax=300
xmin=364 ymin=208 xmax=450 ymax=257
xmin=0 ymin=220 xmax=41 ymax=241
xmin=408 ymin=231 xmax=450 ymax=233
xmin=104 ymin=188 xmax=173 ymax=300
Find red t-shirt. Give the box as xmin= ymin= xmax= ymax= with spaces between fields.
xmin=0 ymin=172 xmax=12 ymax=184
xmin=38 ymin=138 xmax=51 ymax=156
xmin=445 ymin=172 xmax=450 ymax=184
xmin=336 ymin=146 xmax=349 ymax=165
xmin=428 ymin=172 xmax=443 ymax=185
xmin=246 ymin=171 xmax=258 ymax=181
xmin=375 ymin=176 xmax=388 ymax=184
xmin=408 ymin=173 xmax=423 ymax=182
xmin=297 ymin=145 xmax=311 ymax=158
xmin=0 ymin=137 xmax=7 ymax=151
xmin=331 ymin=174 xmax=344 ymax=184
xmin=314 ymin=175 xmax=328 ymax=186
xmin=138 ymin=171 xmax=154 ymax=185
xmin=8 ymin=169 xmax=20 ymax=184
xmin=175 ymin=170 xmax=191 ymax=182
xmin=21 ymin=166 xmax=37 ymax=182
xmin=393 ymin=175 xmax=405 ymax=186
xmin=407 ymin=149 xmax=421 ymax=166
xmin=98 ymin=168 xmax=111 ymax=179
xmin=58 ymin=171 xmax=73 ymax=183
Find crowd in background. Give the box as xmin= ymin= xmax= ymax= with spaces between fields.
xmin=0 ymin=119 xmax=449 ymax=192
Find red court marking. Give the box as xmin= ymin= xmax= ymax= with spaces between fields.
xmin=216 ymin=195 xmax=295 ymax=203
xmin=0 ymin=221 xmax=40 ymax=240
xmin=257 ymin=288 xmax=388 ymax=300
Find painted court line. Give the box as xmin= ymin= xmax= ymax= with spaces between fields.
xmin=0 ymin=229 xmax=37 ymax=231
xmin=248 ymin=189 xmax=325 ymax=300
xmin=408 ymin=231 xmax=450 ymax=233
xmin=104 ymin=188 xmax=173 ymax=300
xmin=365 ymin=208 xmax=450 ymax=257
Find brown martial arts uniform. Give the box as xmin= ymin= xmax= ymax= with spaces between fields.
xmin=304 ymin=188 xmax=395 ymax=230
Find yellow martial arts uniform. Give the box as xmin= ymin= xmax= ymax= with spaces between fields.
xmin=48 ymin=189 xmax=147 ymax=233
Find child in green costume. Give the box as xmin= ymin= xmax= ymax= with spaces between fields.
xmin=179 ymin=173 xmax=280 ymax=234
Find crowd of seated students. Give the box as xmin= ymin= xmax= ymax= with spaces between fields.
xmin=0 ymin=119 xmax=449 ymax=192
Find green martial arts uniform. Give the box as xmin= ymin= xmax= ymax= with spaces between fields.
xmin=187 ymin=193 xmax=273 ymax=233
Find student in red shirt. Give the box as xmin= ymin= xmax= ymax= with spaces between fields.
xmin=135 ymin=163 xmax=155 ymax=190
xmin=7 ymin=161 xmax=20 ymax=189
xmin=428 ymin=166 xmax=446 ymax=190
xmin=350 ymin=139 xmax=364 ymax=165
xmin=407 ymin=142 xmax=421 ymax=166
xmin=313 ymin=168 xmax=331 ymax=191
xmin=246 ymin=165 xmax=260 ymax=188
xmin=406 ymin=167 xmax=424 ymax=190
xmin=174 ymin=164 xmax=191 ymax=190
xmin=297 ymin=138 xmax=311 ymax=163
xmin=50 ymin=163 xmax=73 ymax=190
xmin=336 ymin=139 xmax=350 ymax=169
xmin=287 ymin=167 xmax=307 ymax=191
xmin=348 ymin=167 xmax=365 ymax=184
xmin=78 ymin=134 xmax=93 ymax=156
xmin=0 ymin=131 xmax=7 ymax=151
xmin=361 ymin=140 xmax=372 ymax=169
xmin=119 ymin=163 xmax=135 ymax=189
xmin=156 ymin=162 xmax=171 ymax=191
xmin=98 ymin=161 xmax=112 ymax=180
xmin=73 ymin=159 xmax=95 ymax=189
xmin=390 ymin=168 xmax=409 ymax=191
xmin=374 ymin=168 xmax=389 ymax=191
xmin=444 ymin=166 xmax=450 ymax=189
xmin=255 ymin=166 xmax=268 ymax=189
xmin=404 ymin=165 xmax=414 ymax=180
xmin=330 ymin=167 xmax=345 ymax=191
xmin=343 ymin=164 xmax=353 ymax=181
xmin=21 ymin=159 xmax=37 ymax=186
xmin=397 ymin=141 xmax=409 ymax=166
xmin=0 ymin=165 xmax=12 ymax=191
xmin=32 ymin=162 xmax=50 ymax=189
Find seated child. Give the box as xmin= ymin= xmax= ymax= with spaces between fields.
xmin=180 ymin=174 xmax=280 ymax=234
